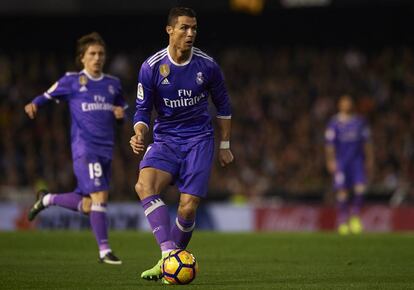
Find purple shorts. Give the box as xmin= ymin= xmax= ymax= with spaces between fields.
xmin=334 ymin=160 xmax=366 ymax=190
xmin=73 ymin=155 xmax=112 ymax=195
xmin=139 ymin=138 xmax=214 ymax=198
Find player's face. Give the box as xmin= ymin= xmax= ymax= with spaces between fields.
xmin=81 ymin=44 xmax=105 ymax=76
xmin=338 ymin=96 xmax=354 ymax=114
xmin=168 ymin=16 xmax=197 ymax=51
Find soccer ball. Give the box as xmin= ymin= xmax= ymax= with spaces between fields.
xmin=162 ymin=249 xmax=198 ymax=284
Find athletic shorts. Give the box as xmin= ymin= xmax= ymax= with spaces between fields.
xmin=334 ymin=160 xmax=366 ymax=191
xmin=139 ymin=138 xmax=214 ymax=198
xmin=73 ymin=154 xmax=112 ymax=196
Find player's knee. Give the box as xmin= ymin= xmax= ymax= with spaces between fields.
xmin=90 ymin=191 xmax=108 ymax=203
xmin=135 ymin=180 xmax=153 ymax=199
xmin=354 ymin=184 xmax=366 ymax=195
xmin=81 ymin=198 xmax=92 ymax=214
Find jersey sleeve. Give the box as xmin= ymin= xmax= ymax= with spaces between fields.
xmin=32 ymin=74 xmax=72 ymax=106
xmin=325 ymin=120 xmax=336 ymax=145
xmin=209 ymin=62 xmax=232 ymax=119
xmin=113 ymin=79 xmax=128 ymax=109
xmin=133 ymin=62 xmax=154 ymax=130
xmin=361 ymin=119 xmax=371 ymax=143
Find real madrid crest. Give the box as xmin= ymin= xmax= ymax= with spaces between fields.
xmin=79 ymin=75 xmax=88 ymax=86
xmin=196 ymin=72 xmax=204 ymax=85
xmin=108 ymin=85 xmax=115 ymax=95
xmin=159 ymin=64 xmax=170 ymax=78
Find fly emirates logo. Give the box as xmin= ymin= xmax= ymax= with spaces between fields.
xmin=81 ymin=95 xmax=114 ymax=112
xmin=163 ymin=89 xmax=206 ymax=109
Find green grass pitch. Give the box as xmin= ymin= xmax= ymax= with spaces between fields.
xmin=1 ymin=231 xmax=414 ymax=289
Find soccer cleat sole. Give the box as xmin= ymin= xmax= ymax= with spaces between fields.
xmin=141 ymin=274 xmax=162 ymax=281
xmin=141 ymin=257 xmax=163 ymax=281
xmin=98 ymin=251 xmax=122 ymax=265
xmin=98 ymin=258 xmax=122 ymax=265
xmin=27 ymin=190 xmax=48 ymax=221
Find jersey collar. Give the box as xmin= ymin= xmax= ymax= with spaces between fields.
xmin=337 ymin=113 xmax=354 ymax=123
xmin=82 ymin=69 xmax=104 ymax=81
xmin=167 ymin=46 xmax=193 ymax=66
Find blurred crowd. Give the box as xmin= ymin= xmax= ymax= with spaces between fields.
xmin=1 ymin=46 xmax=413 ymax=204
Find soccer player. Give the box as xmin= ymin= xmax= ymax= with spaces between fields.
xmin=129 ymin=7 xmax=233 ymax=282
xmin=325 ymin=94 xmax=374 ymax=235
xmin=24 ymin=32 xmax=126 ymax=264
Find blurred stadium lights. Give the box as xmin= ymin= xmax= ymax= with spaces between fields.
xmin=230 ymin=0 xmax=265 ymax=15
xmin=280 ymin=0 xmax=331 ymax=8
xmin=0 ymin=0 xmax=413 ymax=15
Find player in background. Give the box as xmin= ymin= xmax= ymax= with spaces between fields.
xmin=24 ymin=32 xmax=126 ymax=264
xmin=325 ymin=94 xmax=374 ymax=235
xmin=129 ymin=7 xmax=234 ymax=283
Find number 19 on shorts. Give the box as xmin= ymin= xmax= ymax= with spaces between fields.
xmin=88 ymin=162 xmax=103 ymax=179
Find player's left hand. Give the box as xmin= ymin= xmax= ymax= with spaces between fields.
xmin=113 ymin=106 xmax=125 ymax=119
xmin=219 ymin=149 xmax=234 ymax=167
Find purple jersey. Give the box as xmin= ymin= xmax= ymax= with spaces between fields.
xmin=325 ymin=114 xmax=371 ymax=166
xmin=133 ymin=47 xmax=232 ymax=143
xmin=32 ymin=70 xmax=126 ymax=159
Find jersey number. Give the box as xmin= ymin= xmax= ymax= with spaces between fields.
xmin=88 ymin=162 xmax=102 ymax=179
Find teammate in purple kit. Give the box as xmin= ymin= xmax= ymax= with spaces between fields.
xmin=25 ymin=32 xmax=125 ymax=264
xmin=325 ymin=94 xmax=374 ymax=235
xmin=129 ymin=7 xmax=234 ymax=282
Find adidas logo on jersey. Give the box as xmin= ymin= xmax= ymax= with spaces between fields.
xmin=79 ymin=86 xmax=88 ymax=92
xmin=161 ymin=78 xmax=170 ymax=85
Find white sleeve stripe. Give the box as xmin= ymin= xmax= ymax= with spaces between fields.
xmin=193 ymin=49 xmax=212 ymax=57
xmin=193 ymin=48 xmax=214 ymax=60
xmin=216 ymin=115 xmax=232 ymax=119
xmin=193 ymin=52 xmax=213 ymax=62
xmin=104 ymin=74 xmax=120 ymax=80
xmin=148 ymin=52 xmax=168 ymax=66
xmin=193 ymin=51 xmax=213 ymax=60
xmin=43 ymin=93 xmax=53 ymax=99
xmin=147 ymin=48 xmax=167 ymax=64
xmin=134 ymin=121 xmax=149 ymax=130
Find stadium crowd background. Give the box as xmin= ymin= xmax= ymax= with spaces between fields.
xmin=1 ymin=1 xmax=413 ymax=205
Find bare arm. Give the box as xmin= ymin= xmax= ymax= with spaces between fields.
xmin=364 ymin=142 xmax=375 ymax=180
xmin=216 ymin=118 xmax=234 ymax=167
xmin=325 ymin=144 xmax=336 ymax=174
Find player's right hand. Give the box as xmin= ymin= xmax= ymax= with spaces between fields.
xmin=327 ymin=160 xmax=337 ymax=174
xmin=24 ymin=103 xmax=38 ymax=119
xmin=130 ymin=133 xmax=145 ymax=155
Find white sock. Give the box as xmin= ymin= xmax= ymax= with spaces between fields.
xmin=100 ymin=249 xmax=111 ymax=259
xmin=162 ymin=249 xmax=173 ymax=257
xmin=42 ymin=194 xmax=52 ymax=207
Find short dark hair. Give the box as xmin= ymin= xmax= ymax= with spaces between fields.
xmin=75 ymin=32 xmax=106 ymax=68
xmin=167 ymin=7 xmax=196 ymax=26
